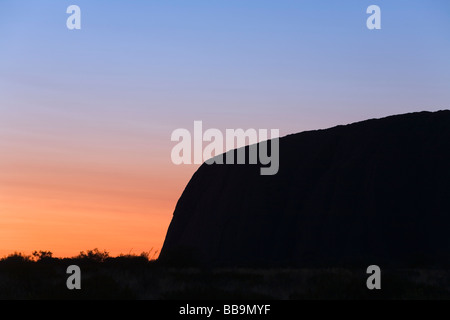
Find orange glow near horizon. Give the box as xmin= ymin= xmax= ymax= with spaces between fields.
xmin=0 ymin=131 xmax=199 ymax=258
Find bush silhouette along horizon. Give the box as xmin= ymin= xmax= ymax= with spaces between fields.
xmin=2 ymin=248 xmax=450 ymax=299
xmin=0 ymin=248 xmax=159 ymax=263
xmin=0 ymin=248 xmax=163 ymax=299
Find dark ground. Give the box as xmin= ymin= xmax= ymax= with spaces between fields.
xmin=1 ymin=252 xmax=450 ymax=300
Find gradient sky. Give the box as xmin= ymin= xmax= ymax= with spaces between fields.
xmin=1 ymin=1 xmax=449 ymax=257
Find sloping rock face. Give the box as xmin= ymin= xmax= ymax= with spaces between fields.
xmin=160 ymin=111 xmax=450 ymax=268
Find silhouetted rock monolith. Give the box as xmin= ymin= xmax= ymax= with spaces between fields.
xmin=160 ymin=111 xmax=450 ymax=268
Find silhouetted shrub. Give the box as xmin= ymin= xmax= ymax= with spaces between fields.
xmin=77 ymin=248 xmax=110 ymax=262
xmin=32 ymin=250 xmax=53 ymax=261
xmin=1 ymin=252 xmax=33 ymax=263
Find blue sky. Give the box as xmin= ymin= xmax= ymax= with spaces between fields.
xmin=1 ymin=0 xmax=449 ymax=133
